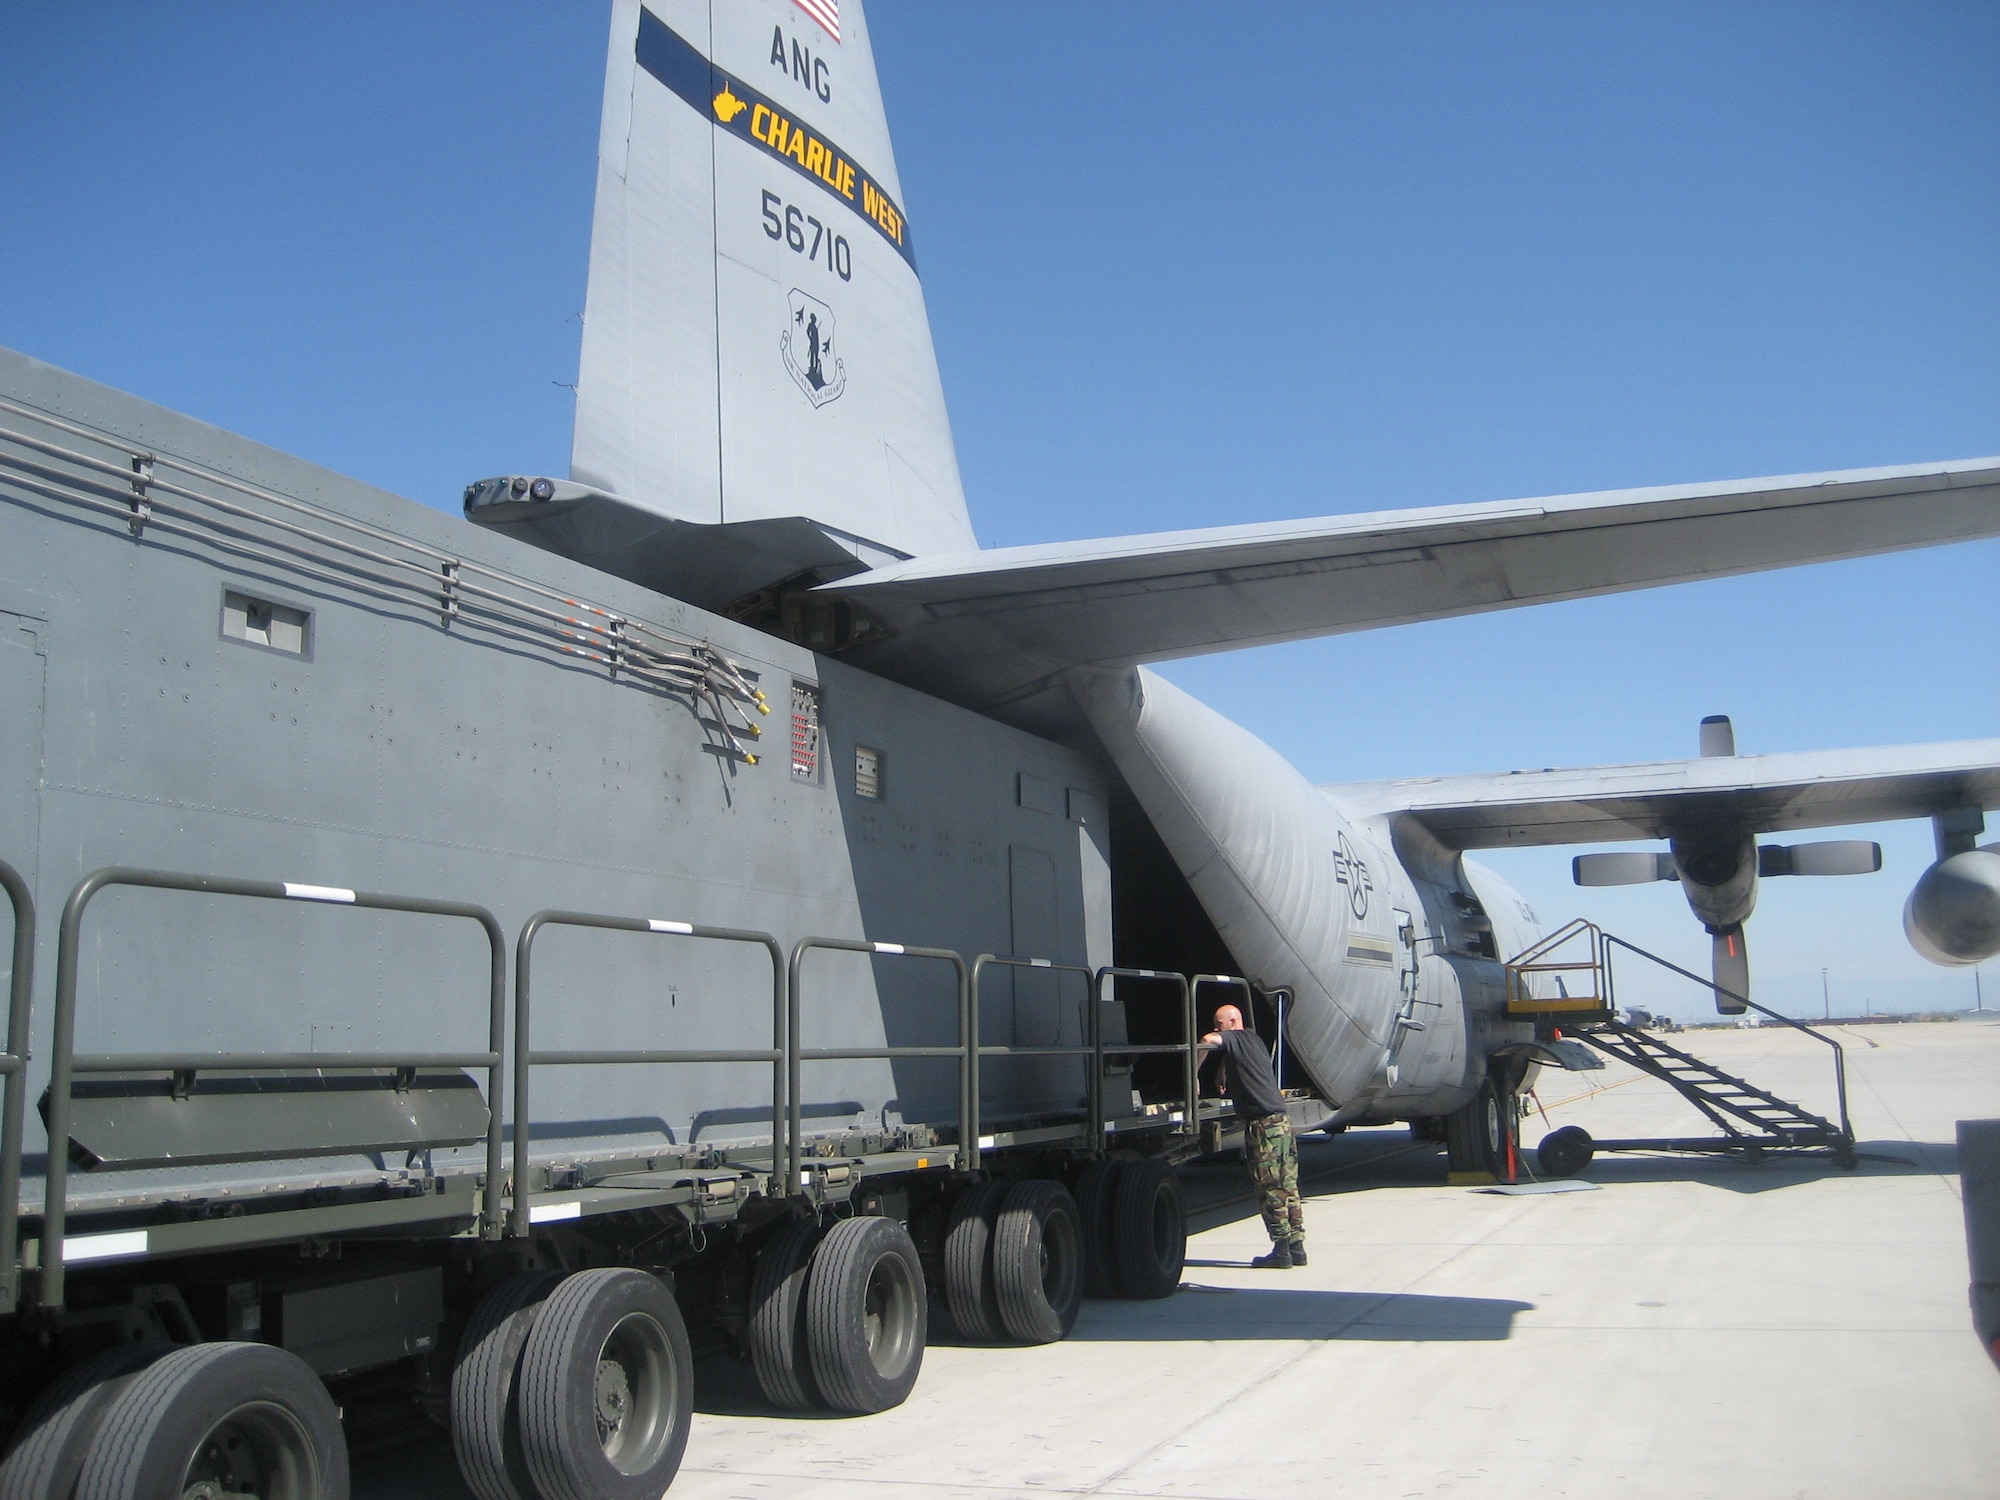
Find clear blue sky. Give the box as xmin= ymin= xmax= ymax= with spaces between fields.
xmin=3 ymin=3 xmax=1996 ymax=1019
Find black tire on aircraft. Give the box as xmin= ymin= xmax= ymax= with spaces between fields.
xmin=74 ymin=1341 xmax=348 ymax=1500
xmin=992 ymin=1180 xmax=1086 ymax=1343
xmin=451 ymin=1268 xmax=565 ymax=1500
xmin=0 ymin=1340 xmax=176 ymax=1500
xmin=746 ymin=1216 xmax=824 ymax=1411
xmin=943 ymin=1180 xmax=1007 ymax=1339
xmin=1444 ymin=1076 xmax=1512 ymax=1176
xmin=1536 ymin=1125 xmax=1595 ymax=1178
xmin=804 ymin=1215 xmax=927 ymax=1414
xmin=1109 ymin=1156 xmax=1186 ymax=1300
xmin=516 ymin=1268 xmax=693 ymax=1500
xmin=1071 ymin=1157 xmax=1125 ymax=1298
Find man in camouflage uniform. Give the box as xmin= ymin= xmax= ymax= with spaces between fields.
xmin=1200 ymin=1004 xmax=1305 ymax=1268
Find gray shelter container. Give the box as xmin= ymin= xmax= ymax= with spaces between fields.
xmin=0 ymin=347 xmax=1113 ymax=1217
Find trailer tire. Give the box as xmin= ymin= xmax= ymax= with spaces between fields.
xmin=805 ymin=1215 xmax=927 ymax=1414
xmin=515 ymin=1268 xmax=691 ymax=1500
xmin=1445 ymin=1077 xmax=1511 ymax=1177
xmin=512 ymin=1272 xmax=700 ymax=1500
xmin=1110 ymin=1157 xmax=1185 ymax=1300
xmin=1072 ymin=1159 xmax=1124 ymax=1298
xmin=943 ymin=1180 xmax=1006 ymax=1340
xmin=0 ymin=1341 xmax=175 ymax=1500
xmin=1536 ymin=1125 xmax=1594 ymax=1178
xmin=452 ymin=1269 xmax=564 ymax=1500
xmin=993 ymin=1180 xmax=1085 ymax=1343
xmin=74 ymin=1341 xmax=347 ymax=1500
xmin=747 ymin=1217 xmax=823 ymax=1410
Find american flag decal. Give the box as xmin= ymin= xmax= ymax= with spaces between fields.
xmin=792 ymin=0 xmax=839 ymax=42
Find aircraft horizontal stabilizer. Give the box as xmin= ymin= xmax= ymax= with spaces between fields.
xmin=824 ymin=458 xmax=2000 ymax=736
xmin=1323 ymin=739 xmax=2000 ymax=849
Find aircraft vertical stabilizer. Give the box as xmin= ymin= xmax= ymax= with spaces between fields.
xmin=568 ymin=0 xmax=975 ymax=566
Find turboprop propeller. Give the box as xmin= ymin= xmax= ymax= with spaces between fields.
xmin=1572 ymin=716 xmax=1882 ymax=1014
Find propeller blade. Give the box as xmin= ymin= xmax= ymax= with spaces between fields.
xmin=1573 ymin=852 xmax=1677 ymax=887
xmin=1758 ymin=840 xmax=1883 ymax=878
xmin=1699 ymin=715 xmax=1736 ymax=758
xmin=1710 ymin=925 xmax=1749 ymax=1014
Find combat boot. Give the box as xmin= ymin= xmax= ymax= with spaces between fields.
xmin=1288 ymin=1239 xmax=1308 ymax=1266
xmin=1251 ymin=1243 xmax=1293 ymax=1269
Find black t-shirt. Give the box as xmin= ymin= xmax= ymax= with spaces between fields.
xmin=1210 ymin=1029 xmax=1285 ymax=1120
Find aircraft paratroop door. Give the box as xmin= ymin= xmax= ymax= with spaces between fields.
xmin=1384 ymin=905 xmax=1458 ymax=1093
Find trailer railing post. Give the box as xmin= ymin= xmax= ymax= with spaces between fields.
xmin=1092 ymin=968 xmax=1199 ymax=1145
xmin=510 ymin=912 xmax=786 ymax=1237
xmin=788 ymin=939 xmax=969 ymax=1186
xmin=0 ymin=861 xmax=34 ymax=1316
xmin=968 ymin=955 xmax=1098 ymax=1157
xmin=1093 ymin=968 xmax=1116 ymax=1146
xmin=38 ymin=867 xmax=508 ymax=1310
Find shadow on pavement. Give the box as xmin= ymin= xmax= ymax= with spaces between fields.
xmin=1181 ymin=1132 xmax=1446 ymax=1233
xmin=349 ymin=1436 xmax=472 ymax=1500
xmin=692 ymin=1351 xmax=855 ymax=1418
xmin=1523 ymin=1138 xmax=1957 ymax=1194
xmin=1070 ymin=1285 xmax=1532 ymax=1342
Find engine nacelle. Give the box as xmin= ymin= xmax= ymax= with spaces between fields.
xmin=1669 ymin=831 xmax=1758 ymax=933
xmin=1904 ymin=848 xmax=2000 ymax=966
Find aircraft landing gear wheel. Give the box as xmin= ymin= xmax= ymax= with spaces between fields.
xmin=992 ymin=1180 xmax=1085 ymax=1343
xmin=0 ymin=1340 xmax=176 ymax=1500
xmin=1109 ymin=1156 xmax=1185 ymax=1300
xmin=452 ymin=1268 xmax=564 ymax=1500
xmin=944 ymin=1180 xmax=1007 ymax=1339
xmin=1536 ymin=1125 xmax=1594 ymax=1178
xmin=74 ymin=1341 xmax=348 ymax=1500
xmin=1072 ymin=1158 xmax=1124 ymax=1298
xmin=516 ymin=1268 xmax=693 ymax=1500
xmin=747 ymin=1217 xmax=824 ymax=1410
xmin=805 ymin=1214 xmax=927 ymax=1414
xmin=1445 ymin=1077 xmax=1513 ymax=1177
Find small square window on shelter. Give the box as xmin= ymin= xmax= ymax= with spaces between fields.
xmin=221 ymin=589 xmax=311 ymax=657
xmin=855 ymin=745 xmax=883 ymax=799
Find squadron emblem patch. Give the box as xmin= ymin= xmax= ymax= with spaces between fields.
xmin=782 ymin=288 xmax=846 ymax=407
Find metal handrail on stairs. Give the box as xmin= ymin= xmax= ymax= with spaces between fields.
xmin=1503 ymin=924 xmax=1857 ymax=1168
xmin=1599 ymin=932 xmax=1853 ymax=1147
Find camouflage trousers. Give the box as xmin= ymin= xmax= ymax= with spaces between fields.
xmin=1244 ymin=1112 xmax=1304 ymax=1243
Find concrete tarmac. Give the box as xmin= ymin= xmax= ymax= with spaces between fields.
xmin=356 ymin=1016 xmax=2000 ymax=1499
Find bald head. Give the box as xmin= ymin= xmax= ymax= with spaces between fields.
xmin=1212 ymin=1004 xmax=1245 ymax=1032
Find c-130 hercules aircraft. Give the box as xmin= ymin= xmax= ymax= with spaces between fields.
xmin=468 ymin=1 xmax=2000 ymax=1080
xmin=0 ymin=2 xmax=1997 ymax=1496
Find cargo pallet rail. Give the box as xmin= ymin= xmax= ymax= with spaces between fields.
xmin=0 ymin=857 xmax=1304 ymax=1500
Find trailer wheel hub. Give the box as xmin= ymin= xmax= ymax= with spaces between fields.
xmin=594 ymin=1357 xmax=632 ymax=1441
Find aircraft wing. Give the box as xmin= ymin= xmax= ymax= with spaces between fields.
xmin=825 ymin=457 xmax=2000 ymax=737
xmin=1321 ymin=740 xmax=2000 ymax=850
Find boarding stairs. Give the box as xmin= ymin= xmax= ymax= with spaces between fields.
xmin=1504 ymin=920 xmax=1857 ymax=1169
